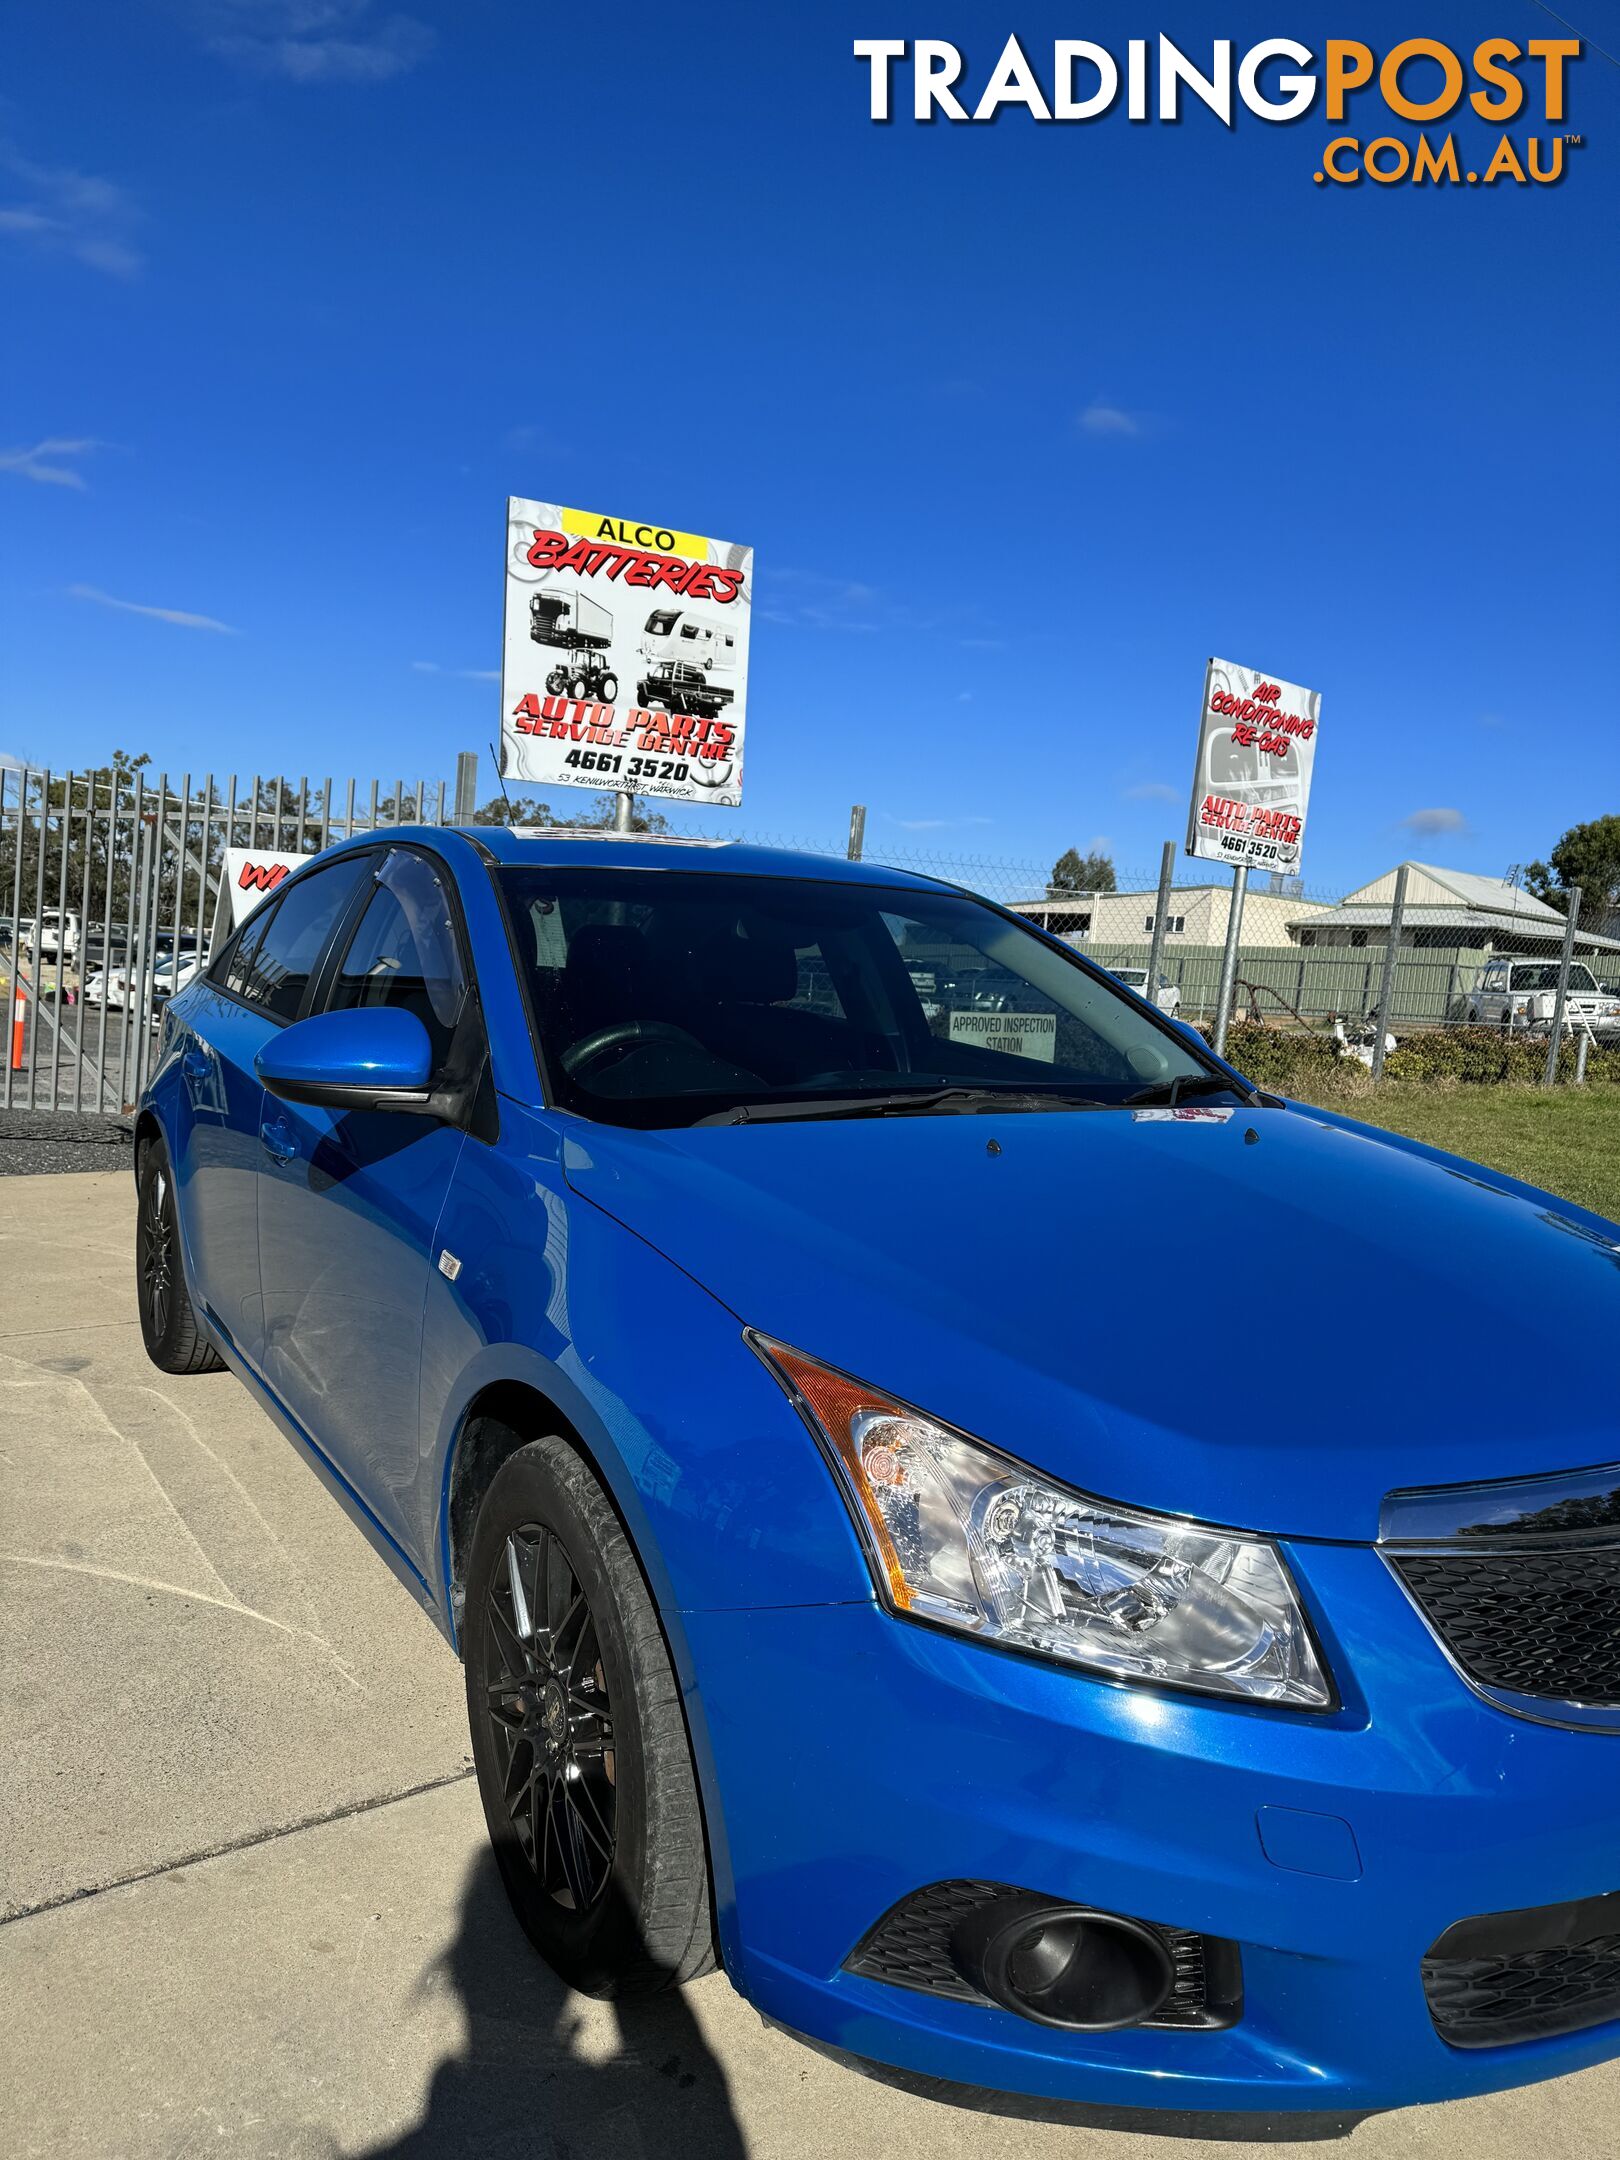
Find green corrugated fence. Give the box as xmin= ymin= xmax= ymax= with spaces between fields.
xmin=1086 ymin=943 xmax=1489 ymax=1028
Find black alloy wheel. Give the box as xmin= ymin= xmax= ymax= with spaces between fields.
xmin=135 ymin=1137 xmax=225 ymax=1375
xmin=463 ymin=1430 xmax=715 ymax=1997
xmin=483 ymin=1520 xmax=618 ymax=1917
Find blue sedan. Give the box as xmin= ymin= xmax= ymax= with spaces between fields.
xmin=136 ymin=827 xmax=1620 ymax=2122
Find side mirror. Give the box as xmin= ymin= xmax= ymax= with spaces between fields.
xmin=256 ymin=1007 xmax=435 ymax=1114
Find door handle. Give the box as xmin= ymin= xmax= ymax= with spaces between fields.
xmin=260 ymin=1115 xmax=298 ymax=1165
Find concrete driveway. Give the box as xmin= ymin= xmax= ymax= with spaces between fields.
xmin=2 ymin=1171 xmax=1615 ymax=2158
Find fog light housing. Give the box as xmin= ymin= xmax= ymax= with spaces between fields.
xmin=952 ymin=1893 xmax=1176 ymax=2031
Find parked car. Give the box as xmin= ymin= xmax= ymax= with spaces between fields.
xmin=84 ymin=953 xmax=199 ymax=1018
xmin=1466 ymin=958 xmax=1620 ymax=1036
xmin=1110 ymin=965 xmax=1180 ymax=1015
xmin=137 ymin=829 xmax=1620 ymax=2124
xmin=31 ymin=908 xmax=80 ymax=962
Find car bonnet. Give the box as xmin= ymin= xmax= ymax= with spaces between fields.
xmin=559 ymin=1102 xmax=1620 ymax=1542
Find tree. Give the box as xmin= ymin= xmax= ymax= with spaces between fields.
xmin=473 ymin=792 xmax=560 ymax=828
xmin=1524 ymin=816 xmax=1620 ymax=928
xmin=1 ymin=751 xmax=153 ymax=931
xmin=1048 ymin=846 xmax=1116 ymax=895
xmin=472 ymin=790 xmax=670 ymax=833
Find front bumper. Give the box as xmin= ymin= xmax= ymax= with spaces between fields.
xmin=686 ymin=1538 xmax=1620 ymax=2115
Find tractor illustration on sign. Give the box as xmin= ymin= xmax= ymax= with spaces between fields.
xmin=529 ymin=590 xmax=618 ymax=702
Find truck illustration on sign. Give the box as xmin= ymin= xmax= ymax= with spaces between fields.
xmin=636 ymin=659 xmax=736 ymax=721
xmin=529 ymin=590 xmax=619 ymax=703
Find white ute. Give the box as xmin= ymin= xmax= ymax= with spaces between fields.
xmin=1467 ymin=959 xmax=1620 ymax=1037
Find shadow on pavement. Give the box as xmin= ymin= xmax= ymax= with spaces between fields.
xmin=356 ymin=1848 xmax=748 ymax=2160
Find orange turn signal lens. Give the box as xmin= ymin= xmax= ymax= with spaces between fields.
xmin=750 ymin=1336 xmax=917 ymax=1611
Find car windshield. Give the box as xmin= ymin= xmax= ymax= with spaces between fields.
xmin=497 ymin=866 xmax=1218 ymax=1128
xmin=1513 ymin=963 xmax=1598 ymax=993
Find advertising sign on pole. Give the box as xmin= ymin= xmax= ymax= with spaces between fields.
xmin=500 ymin=498 xmax=754 ymax=809
xmin=1186 ymin=658 xmax=1321 ymax=875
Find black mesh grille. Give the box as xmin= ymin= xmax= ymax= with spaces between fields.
xmin=1393 ymin=1548 xmax=1620 ymax=1705
xmin=844 ymin=1879 xmax=1238 ymax=2030
xmin=1424 ymin=1899 xmax=1620 ymax=2050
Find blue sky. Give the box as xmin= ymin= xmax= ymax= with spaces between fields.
xmin=4 ymin=2 xmax=1616 ymax=895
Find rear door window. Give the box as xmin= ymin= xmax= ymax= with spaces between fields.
xmin=234 ymin=856 xmax=373 ymax=1023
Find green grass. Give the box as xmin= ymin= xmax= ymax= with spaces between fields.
xmin=1290 ymin=1079 xmax=1620 ymax=1225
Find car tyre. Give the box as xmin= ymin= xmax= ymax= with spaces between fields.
xmin=136 ymin=1137 xmax=225 ymax=1375
xmin=463 ymin=1430 xmax=716 ymax=1998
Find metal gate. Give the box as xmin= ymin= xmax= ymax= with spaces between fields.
xmin=1 ymin=766 xmax=460 ymax=1115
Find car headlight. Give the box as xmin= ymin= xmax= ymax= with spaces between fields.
xmin=755 ymin=1337 xmax=1333 ymax=1710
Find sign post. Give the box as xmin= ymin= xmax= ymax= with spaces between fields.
xmin=1213 ymin=866 xmax=1248 ymax=1056
xmin=1144 ymin=839 xmax=1176 ymax=1014
xmin=1369 ymin=863 xmax=1410 ymax=1082
xmin=500 ymin=498 xmax=754 ymax=815
xmin=1543 ymin=884 xmax=1584 ymax=1089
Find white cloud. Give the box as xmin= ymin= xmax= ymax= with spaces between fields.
xmin=1124 ymin=780 xmax=1180 ymax=803
xmin=199 ymin=4 xmax=435 ymax=83
xmin=1400 ymin=807 xmax=1469 ymax=837
xmin=1078 ymin=398 xmax=1145 ymax=439
xmin=0 ymin=150 xmax=144 ymax=278
xmin=758 ymin=567 xmax=934 ymax=635
xmin=411 ymin=660 xmax=499 ymax=681
xmin=1088 ymin=833 xmax=1114 ymax=854
xmin=0 ymin=438 xmax=104 ymax=490
xmin=503 ymin=423 xmax=568 ymax=456
xmin=70 ymin=584 xmax=237 ymax=634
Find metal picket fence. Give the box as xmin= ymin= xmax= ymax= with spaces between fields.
xmin=8 ymin=760 xmax=1607 ymax=1116
xmin=2 ymin=766 xmax=452 ymax=1115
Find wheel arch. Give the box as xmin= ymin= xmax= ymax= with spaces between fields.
xmin=443 ymin=1371 xmax=737 ymax=1959
xmin=444 ymin=1376 xmax=600 ymax=1638
xmin=132 ymin=1106 xmax=163 ymax=1174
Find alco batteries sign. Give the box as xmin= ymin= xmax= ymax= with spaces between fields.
xmin=1186 ymin=658 xmax=1322 ymax=873
xmin=500 ymin=497 xmax=754 ymax=808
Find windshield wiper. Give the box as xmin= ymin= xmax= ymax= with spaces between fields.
xmin=1123 ymin=1072 xmax=1259 ymax=1109
xmin=693 ymin=1087 xmax=1107 ymax=1127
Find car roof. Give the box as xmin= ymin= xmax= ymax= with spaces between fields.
xmin=373 ymin=825 xmax=963 ymax=897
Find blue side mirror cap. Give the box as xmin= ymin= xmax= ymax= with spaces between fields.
xmin=256 ymin=1007 xmax=435 ymax=1114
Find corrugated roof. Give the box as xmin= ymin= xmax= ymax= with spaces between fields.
xmin=1285 ymin=903 xmax=1620 ymax=952
xmin=1406 ymin=863 xmax=1566 ymax=922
